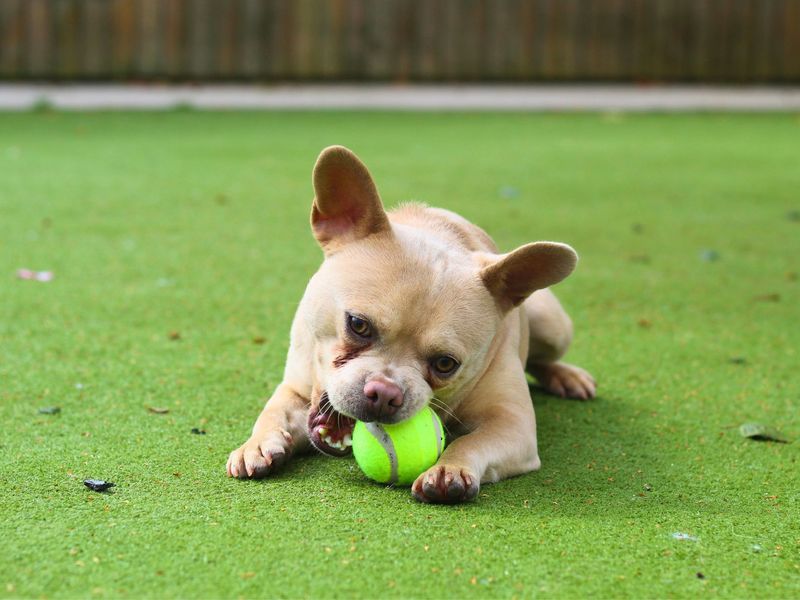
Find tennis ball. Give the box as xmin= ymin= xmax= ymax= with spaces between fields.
xmin=352 ymin=407 xmax=445 ymax=486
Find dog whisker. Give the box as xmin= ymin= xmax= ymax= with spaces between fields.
xmin=429 ymin=396 xmax=463 ymax=436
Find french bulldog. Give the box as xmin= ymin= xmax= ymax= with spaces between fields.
xmin=226 ymin=146 xmax=595 ymax=503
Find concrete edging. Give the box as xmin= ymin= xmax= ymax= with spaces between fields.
xmin=1 ymin=84 xmax=800 ymax=111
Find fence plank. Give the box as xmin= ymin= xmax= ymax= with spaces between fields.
xmin=82 ymin=0 xmax=108 ymax=77
xmin=25 ymin=0 xmax=51 ymax=77
xmin=0 ymin=0 xmax=23 ymax=77
xmin=784 ymin=0 xmax=800 ymax=79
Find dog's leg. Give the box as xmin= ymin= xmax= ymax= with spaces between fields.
xmin=525 ymin=289 xmax=596 ymax=399
xmin=412 ymin=353 xmax=539 ymax=503
xmin=226 ymin=383 xmax=310 ymax=479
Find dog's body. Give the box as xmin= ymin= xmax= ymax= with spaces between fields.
xmin=227 ymin=146 xmax=595 ymax=503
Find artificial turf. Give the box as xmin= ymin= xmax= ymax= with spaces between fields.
xmin=1 ymin=110 xmax=799 ymax=599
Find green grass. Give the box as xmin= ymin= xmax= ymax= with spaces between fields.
xmin=1 ymin=111 xmax=799 ymax=599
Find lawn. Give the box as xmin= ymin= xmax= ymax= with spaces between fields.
xmin=1 ymin=110 xmax=798 ymax=599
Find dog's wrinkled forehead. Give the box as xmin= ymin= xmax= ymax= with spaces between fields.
xmin=320 ymin=232 xmax=497 ymax=350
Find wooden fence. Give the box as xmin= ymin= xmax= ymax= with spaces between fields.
xmin=1 ymin=0 xmax=799 ymax=82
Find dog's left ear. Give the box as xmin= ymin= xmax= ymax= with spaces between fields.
xmin=311 ymin=146 xmax=391 ymax=253
xmin=480 ymin=242 xmax=578 ymax=311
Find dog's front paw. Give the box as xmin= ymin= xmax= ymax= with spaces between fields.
xmin=412 ymin=465 xmax=479 ymax=504
xmin=226 ymin=429 xmax=292 ymax=479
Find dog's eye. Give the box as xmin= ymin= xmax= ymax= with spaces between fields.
xmin=347 ymin=314 xmax=372 ymax=338
xmin=431 ymin=355 xmax=459 ymax=376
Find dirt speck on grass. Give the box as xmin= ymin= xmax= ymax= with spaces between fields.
xmin=751 ymin=293 xmax=780 ymax=303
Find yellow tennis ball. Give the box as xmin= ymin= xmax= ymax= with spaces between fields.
xmin=352 ymin=407 xmax=445 ymax=486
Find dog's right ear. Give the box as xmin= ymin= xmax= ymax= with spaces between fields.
xmin=311 ymin=146 xmax=391 ymax=253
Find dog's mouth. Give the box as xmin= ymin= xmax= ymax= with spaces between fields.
xmin=307 ymin=392 xmax=355 ymax=457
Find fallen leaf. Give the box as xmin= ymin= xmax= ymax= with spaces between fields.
xmin=168 ymin=331 xmax=181 ymax=340
xmin=637 ymin=318 xmax=652 ymax=328
xmin=16 ymin=268 xmax=54 ymax=282
xmin=739 ymin=423 xmax=789 ymax=443
xmin=252 ymin=336 xmax=266 ymax=345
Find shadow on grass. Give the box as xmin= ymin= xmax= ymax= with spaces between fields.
xmin=236 ymin=385 xmax=675 ymax=518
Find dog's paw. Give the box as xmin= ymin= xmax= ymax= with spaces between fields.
xmin=411 ymin=465 xmax=479 ymax=504
xmin=531 ymin=361 xmax=596 ymax=400
xmin=226 ymin=429 xmax=292 ymax=479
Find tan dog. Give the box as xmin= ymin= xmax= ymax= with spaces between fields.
xmin=226 ymin=146 xmax=595 ymax=503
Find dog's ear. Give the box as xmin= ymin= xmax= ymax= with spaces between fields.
xmin=311 ymin=146 xmax=390 ymax=253
xmin=480 ymin=242 xmax=578 ymax=311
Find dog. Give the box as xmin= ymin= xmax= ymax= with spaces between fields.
xmin=226 ymin=146 xmax=595 ymax=503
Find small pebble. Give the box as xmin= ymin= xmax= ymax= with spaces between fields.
xmin=700 ymin=249 xmax=720 ymax=262
xmin=498 ymin=185 xmax=520 ymax=200
xmin=643 ymin=483 xmax=653 ymax=492
xmin=83 ymin=479 xmax=115 ymax=492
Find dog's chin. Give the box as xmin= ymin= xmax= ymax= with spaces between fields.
xmin=307 ymin=392 xmax=355 ymax=457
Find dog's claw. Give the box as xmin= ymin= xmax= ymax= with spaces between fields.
xmin=412 ymin=465 xmax=479 ymax=504
xmin=226 ymin=431 xmax=291 ymax=480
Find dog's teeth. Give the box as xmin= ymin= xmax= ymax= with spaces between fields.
xmin=318 ymin=427 xmax=328 ymax=436
xmin=323 ymin=435 xmax=333 ymax=445
xmin=343 ymin=434 xmax=352 ymax=447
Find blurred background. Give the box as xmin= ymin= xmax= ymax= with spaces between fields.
xmin=1 ymin=0 xmax=799 ymax=84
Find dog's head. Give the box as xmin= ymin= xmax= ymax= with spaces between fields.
xmin=304 ymin=146 xmax=576 ymax=455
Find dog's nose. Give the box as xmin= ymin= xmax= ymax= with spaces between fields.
xmin=363 ymin=378 xmax=404 ymax=421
